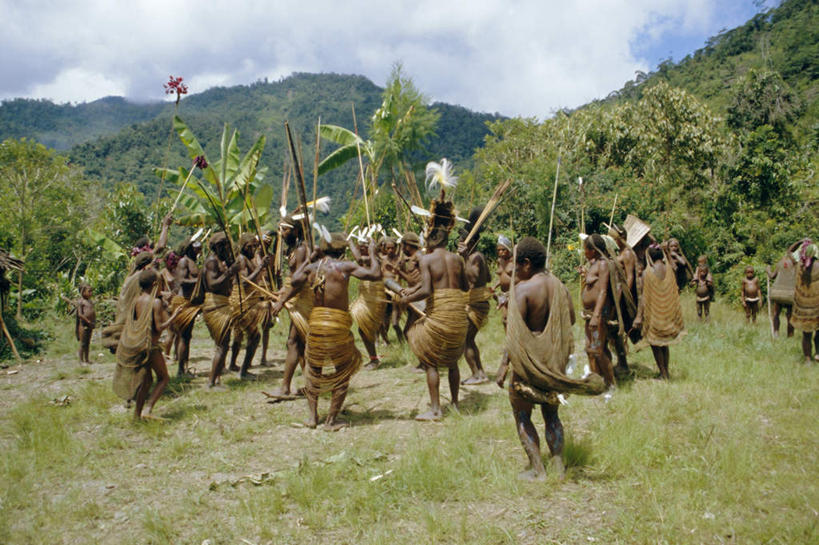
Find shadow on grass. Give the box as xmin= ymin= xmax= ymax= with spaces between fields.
xmin=458 ymin=389 xmax=494 ymax=415
xmin=162 ymin=403 xmax=209 ymax=422
xmin=341 ymin=404 xmax=415 ymax=426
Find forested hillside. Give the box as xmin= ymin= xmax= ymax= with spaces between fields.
xmin=463 ymin=0 xmax=817 ymax=289
xmin=0 ymin=96 xmax=164 ymax=150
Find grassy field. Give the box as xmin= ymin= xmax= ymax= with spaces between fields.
xmin=0 ymin=293 xmax=816 ymax=544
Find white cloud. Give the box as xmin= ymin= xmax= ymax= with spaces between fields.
xmin=0 ymin=0 xmax=739 ymax=117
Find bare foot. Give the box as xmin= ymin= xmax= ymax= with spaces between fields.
xmin=365 ymin=359 xmax=381 ymax=370
xmin=304 ymin=417 xmax=318 ymax=429
xmin=415 ymin=409 xmax=442 ymax=422
xmin=518 ymin=468 xmax=546 ymax=482
xmin=411 ymin=364 xmax=425 ymax=374
xmin=548 ymin=455 xmax=566 ymax=479
xmin=461 ymin=373 xmax=488 ymax=385
xmin=323 ymin=419 xmax=348 ymax=432
xmin=259 ymin=359 xmax=274 ymax=368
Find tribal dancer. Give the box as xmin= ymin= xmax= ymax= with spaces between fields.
xmin=401 ymin=170 xmax=469 ymax=421
xmin=633 ymin=244 xmax=685 ymax=379
xmin=493 ymin=234 xmax=514 ymax=386
xmin=113 ymin=269 xmax=180 ymax=420
xmin=170 ymin=237 xmax=202 ymax=376
xmin=791 ymin=240 xmax=819 ymax=364
xmin=380 ymin=237 xmax=405 ymax=344
xmin=350 ymin=238 xmax=388 ymax=370
xmin=581 ymin=234 xmax=616 ymax=388
xmin=458 ymin=206 xmax=491 ymax=385
xmin=500 ymin=237 xmax=605 ymax=480
xmin=227 ymin=234 xmax=272 ymax=379
xmin=203 ymin=232 xmax=242 ymax=388
xmin=273 ymin=234 xmax=380 ymax=430
xmin=606 ymin=223 xmax=639 ymax=377
xmin=268 ymin=216 xmax=312 ymax=397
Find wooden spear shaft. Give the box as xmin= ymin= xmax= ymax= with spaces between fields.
xmin=284 ymin=122 xmax=313 ymax=253
xmin=352 ymin=104 xmax=371 ymax=227
xmin=546 ymin=157 xmax=561 ymax=264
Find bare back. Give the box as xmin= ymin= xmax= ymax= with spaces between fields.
xmin=465 ymin=251 xmax=490 ymax=289
xmin=422 ymin=248 xmax=468 ymax=291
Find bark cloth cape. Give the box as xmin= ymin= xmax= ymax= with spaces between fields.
xmin=639 ymin=256 xmax=686 ymax=347
xmin=506 ymin=271 xmax=606 ymax=405
xmin=407 ymin=288 xmax=469 ymax=368
xmin=351 ymin=279 xmax=387 ymax=343
xmin=102 ymin=254 xmax=150 ymax=352
xmin=467 ymin=285 xmax=493 ymax=330
xmin=791 ymin=259 xmax=819 ymax=332
xmin=770 ymin=258 xmax=796 ymax=306
xmin=112 ymin=287 xmax=158 ymax=401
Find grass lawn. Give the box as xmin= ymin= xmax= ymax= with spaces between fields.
xmin=0 ymin=293 xmax=816 ymax=544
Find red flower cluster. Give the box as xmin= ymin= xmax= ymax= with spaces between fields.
xmin=194 ymin=155 xmax=208 ymax=169
xmin=163 ymin=75 xmax=188 ymax=98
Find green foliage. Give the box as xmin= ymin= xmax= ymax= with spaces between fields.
xmin=0 ymin=138 xmax=95 ymax=318
xmin=0 ymin=311 xmax=47 ymax=361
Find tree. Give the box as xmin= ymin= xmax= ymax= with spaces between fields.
xmin=0 ymin=138 xmax=91 ymax=318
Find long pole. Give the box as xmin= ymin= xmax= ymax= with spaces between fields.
xmin=312 ymin=117 xmax=321 ymax=221
xmin=767 ymin=275 xmax=775 ymax=339
xmin=352 ymin=104 xmax=371 ymax=226
xmin=284 ymin=122 xmax=313 ymax=252
xmin=168 ymin=160 xmax=199 ymax=216
xmin=545 ymin=156 xmax=561 ymax=264
xmin=609 ymin=193 xmax=618 ymax=226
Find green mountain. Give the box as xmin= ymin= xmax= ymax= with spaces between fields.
xmin=1 ymin=73 xmax=501 ymax=226
xmin=0 ymin=96 xmax=165 ymax=150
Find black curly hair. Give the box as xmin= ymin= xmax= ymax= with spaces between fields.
xmin=515 ymin=236 xmax=546 ymax=270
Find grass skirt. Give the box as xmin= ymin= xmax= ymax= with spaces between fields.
xmin=305 ymin=307 xmax=362 ymax=396
xmin=407 ymin=289 xmax=468 ymax=368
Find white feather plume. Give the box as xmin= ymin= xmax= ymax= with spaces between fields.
xmin=424 ymin=158 xmax=458 ymax=193
xmin=292 ymin=213 xmax=305 ymax=221
xmin=455 ymin=215 xmax=468 ymax=223
xmin=411 ymin=205 xmax=431 ymax=217
xmin=307 ymin=196 xmax=331 ymax=214
xmin=313 ymin=223 xmax=332 ymax=243
xmin=279 ymin=205 xmax=287 ymax=218
xmin=190 ymin=227 xmax=204 ymax=242
xmin=391 ymin=228 xmax=402 ymax=241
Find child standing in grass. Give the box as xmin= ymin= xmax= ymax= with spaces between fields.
xmin=691 ymin=255 xmax=714 ymax=321
xmin=75 ymin=283 xmax=95 ymax=363
xmin=741 ymin=266 xmax=761 ymax=324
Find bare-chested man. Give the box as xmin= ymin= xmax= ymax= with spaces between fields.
xmin=741 ymin=266 xmax=761 ymax=324
xmin=228 ymin=234 xmax=272 ymax=379
xmin=273 ymin=234 xmax=380 ymax=430
xmin=502 ymin=237 xmax=605 ymax=480
xmin=581 ymin=234 xmax=616 ymax=388
xmin=268 ymin=217 xmax=311 ymax=397
xmin=458 ymin=207 xmax=491 ymax=385
xmin=171 ymin=238 xmax=202 ymax=376
xmin=384 ymin=232 xmax=423 ymax=340
xmin=381 ymin=237 xmax=405 ymax=344
xmin=76 ymin=283 xmax=95 ymax=363
xmin=350 ymin=238 xmax=387 ymax=370
xmin=401 ymin=198 xmax=469 ymax=421
xmin=202 ymin=233 xmax=242 ymax=388
xmin=607 ymin=224 xmax=638 ymax=377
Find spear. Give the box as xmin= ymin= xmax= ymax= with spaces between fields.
xmin=352 ymin=104 xmax=371 ymax=227
xmin=609 ymin=193 xmax=618 ymax=226
xmin=463 ymin=178 xmax=513 ymax=247
xmin=545 ymin=157 xmax=561 ymax=264
xmin=284 ymin=121 xmax=313 ymax=252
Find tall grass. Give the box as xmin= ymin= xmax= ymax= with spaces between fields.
xmin=0 ymin=295 xmax=815 ymax=544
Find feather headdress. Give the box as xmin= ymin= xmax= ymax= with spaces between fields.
xmin=425 ymin=159 xmax=458 ymax=194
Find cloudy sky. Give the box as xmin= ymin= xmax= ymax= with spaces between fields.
xmin=1 ymin=0 xmax=763 ymax=118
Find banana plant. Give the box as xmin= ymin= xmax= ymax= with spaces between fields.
xmin=155 ymin=116 xmax=275 ymax=235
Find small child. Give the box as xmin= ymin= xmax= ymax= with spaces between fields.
xmin=76 ymin=283 xmax=96 ymax=363
xmin=691 ymin=255 xmax=714 ymax=321
xmin=741 ymin=266 xmax=761 ymax=324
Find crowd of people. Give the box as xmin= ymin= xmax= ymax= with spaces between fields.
xmin=70 ymin=175 xmax=819 ymax=481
